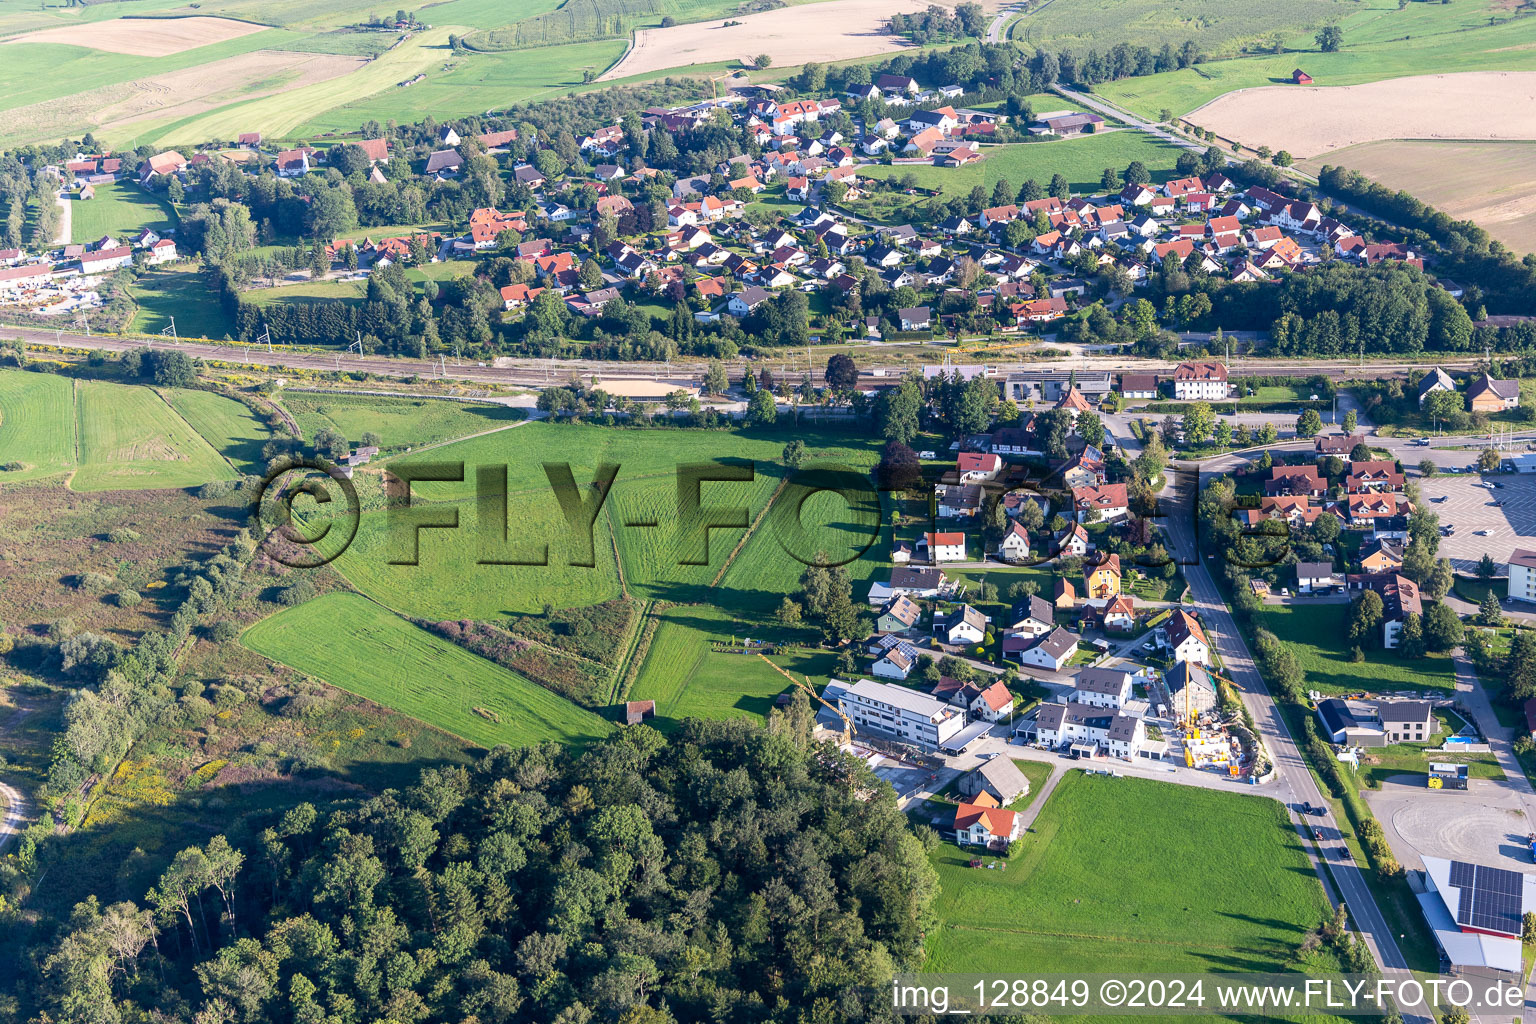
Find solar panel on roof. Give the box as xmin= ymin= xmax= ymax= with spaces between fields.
xmin=1451 ymin=862 xmax=1526 ymax=936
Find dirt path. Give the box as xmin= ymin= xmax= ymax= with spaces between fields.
xmin=54 ymin=189 xmax=70 ymax=246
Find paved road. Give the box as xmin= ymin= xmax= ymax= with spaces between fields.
xmin=1161 ymin=465 xmax=1415 ymax=975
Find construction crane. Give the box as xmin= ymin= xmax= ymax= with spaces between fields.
xmin=754 ymin=652 xmax=855 ymax=744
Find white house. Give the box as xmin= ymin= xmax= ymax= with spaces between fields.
xmin=1295 ymin=561 xmax=1342 ymax=594
xmin=1029 ymin=701 xmax=1146 ymax=759
xmin=1172 ymin=361 xmax=1229 ymax=401
xmin=918 ymin=531 xmax=967 ymax=563
xmin=954 ymin=800 xmax=1021 ymax=849
xmin=971 ymin=681 xmax=1014 ymax=722
xmin=1071 ymin=667 xmax=1133 ymax=709
xmin=836 ymin=678 xmax=966 ymax=750
xmin=871 ymin=640 xmax=921 ymax=680
xmin=1005 ymin=595 xmax=1055 ymax=638
xmin=934 ymin=604 xmax=986 ymax=646
xmin=1007 ymin=626 xmax=1078 ymax=671
xmin=1166 ymin=611 xmax=1211 ymax=666
xmin=996 ymin=521 xmax=1030 ymax=562
xmin=1511 ymin=549 xmax=1536 ymax=604
xmin=956 ymin=451 xmax=1002 ymax=482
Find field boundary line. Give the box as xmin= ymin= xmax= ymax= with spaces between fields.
xmin=155 ymin=386 xmax=241 ymax=475
xmin=939 ymin=923 xmax=1262 ymax=955
xmin=606 ymin=503 xmax=629 ymax=598
xmin=607 ymin=598 xmax=651 ymax=704
xmin=710 ymin=473 xmax=791 ymax=587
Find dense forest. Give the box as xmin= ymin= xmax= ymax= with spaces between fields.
xmin=8 ymin=704 xmax=947 ymax=1024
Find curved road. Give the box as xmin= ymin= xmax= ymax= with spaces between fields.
xmin=0 ymin=779 xmax=28 ymax=854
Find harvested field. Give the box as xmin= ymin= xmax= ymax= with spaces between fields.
xmin=1299 ymin=139 xmax=1536 ymax=254
xmin=1 ymin=49 xmax=366 ymax=145
xmin=4 ymin=16 xmax=268 ymax=57
xmin=1187 ymin=71 xmax=1536 ymax=157
xmin=599 ymin=0 xmax=929 ymax=80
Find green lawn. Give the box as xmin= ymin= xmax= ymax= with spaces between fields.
xmin=628 ymin=605 xmax=838 ymax=728
xmin=129 ymin=264 xmax=234 ymax=341
xmin=242 ymin=591 xmax=613 ymax=748
xmin=1010 ymin=0 xmax=1348 ymax=54
xmin=1256 ymin=602 xmax=1456 ymax=694
xmin=282 ymin=391 xmax=523 ymax=453
xmin=69 ymin=181 xmax=177 ymax=246
xmin=0 ymin=368 xmax=76 ymax=482
xmin=1360 ymin=709 xmax=1503 ymax=789
xmin=162 ymin=387 xmax=273 ymax=475
xmin=1098 ymin=0 xmax=1536 ymax=118
xmin=925 ymin=773 xmax=1333 ymax=994
xmin=859 ymin=134 xmax=1187 ymax=209
xmin=71 ymin=379 xmax=236 ymax=492
xmin=243 ymin=278 xmax=369 ymax=308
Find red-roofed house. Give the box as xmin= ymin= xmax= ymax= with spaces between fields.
xmin=954 ymin=799 xmax=1021 ymax=848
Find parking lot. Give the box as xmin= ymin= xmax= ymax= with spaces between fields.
xmin=1416 ymin=472 xmax=1536 ymax=571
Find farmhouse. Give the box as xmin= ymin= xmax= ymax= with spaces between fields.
xmin=1467 ymin=373 xmax=1520 ymax=412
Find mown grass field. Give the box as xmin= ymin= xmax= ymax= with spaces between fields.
xmin=70 ymin=182 xmax=177 ymax=246
xmin=1011 ymin=0 xmax=1348 ymax=53
xmin=1098 ymin=0 xmax=1536 ymax=118
xmin=72 ymin=380 xmax=235 ymax=492
xmin=0 ymin=369 xmax=76 ymax=483
xmin=283 ymin=392 xmax=523 ymax=452
xmin=242 ymin=591 xmax=613 ymax=748
xmin=129 ymin=265 xmax=234 ymax=341
xmin=627 ymin=604 xmax=839 ymax=727
xmin=325 ymin=422 xmax=884 ymax=619
xmin=161 ymin=387 xmax=273 ymax=475
xmin=855 ymin=135 xmax=1185 ymax=224
xmin=925 ymin=773 xmax=1332 ymax=992
xmin=1256 ymin=602 xmax=1456 ymax=695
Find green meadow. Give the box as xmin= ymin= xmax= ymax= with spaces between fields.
xmin=0 ymin=369 xmax=77 ymax=483
xmin=1098 ymin=0 xmax=1536 ymax=118
xmin=925 ymin=773 xmax=1333 ymax=1011
xmin=282 ymin=392 xmax=524 ymax=452
xmin=241 ymin=591 xmax=613 ymax=749
xmin=72 ymin=380 xmax=235 ymax=492
xmin=129 ymin=265 xmax=234 ymax=341
xmin=70 ymin=182 xmax=178 ymax=247
xmin=1256 ymin=603 xmax=1456 ymax=695
xmin=161 ymin=387 xmax=274 ymax=475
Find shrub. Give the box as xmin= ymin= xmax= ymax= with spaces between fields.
xmin=106 ymin=528 xmax=141 ymax=544
xmin=76 ymin=572 xmax=114 ymax=594
xmin=115 ymin=591 xmax=142 ymax=608
xmin=274 ymin=579 xmax=317 ymax=606
xmin=205 ymin=620 xmax=240 ymax=642
xmin=1 ymin=461 xmax=23 ymax=472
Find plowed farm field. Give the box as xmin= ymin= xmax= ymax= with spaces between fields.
xmin=4 ymin=16 xmax=267 ymax=56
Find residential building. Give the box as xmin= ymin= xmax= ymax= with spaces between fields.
xmin=1362 ymin=539 xmax=1405 ymax=574
xmin=1166 ymin=610 xmax=1211 ymax=665
xmin=1172 ymin=361 xmax=1230 ymax=400
xmin=1071 ymin=483 xmax=1128 ymax=524
xmin=958 ymin=757 xmax=1029 ymax=805
xmin=1418 ymin=366 xmax=1456 ymax=408
xmin=954 ymin=799 xmax=1021 ymax=849
xmin=868 ymin=567 xmax=951 ymax=605
xmin=1166 ymin=661 xmax=1217 ymax=717
xmin=1468 ymin=373 xmax=1520 ymax=413
xmin=957 ymin=451 xmax=1002 ymax=482
xmin=1029 ymin=701 xmax=1146 ymax=758
xmin=836 ymin=678 xmax=966 ymax=749
xmin=918 ymin=531 xmax=967 ymax=563
xmin=996 ymin=521 xmax=1031 ymax=562
xmin=934 ymin=604 xmax=986 ymax=645
xmin=875 ymin=595 xmax=922 ymax=633
xmin=1071 ymin=666 xmax=1133 ymax=709
xmin=970 ymin=681 xmax=1015 ymax=722
xmin=1347 ymin=572 xmax=1423 ymax=648
xmin=1295 ymin=561 xmax=1341 ymax=593
xmin=1509 ymin=549 xmax=1536 ymax=604
xmin=871 ymin=640 xmax=921 ymax=680
xmin=1084 ymin=552 xmax=1122 ymax=600
xmin=1119 ymin=373 xmax=1159 ymax=399
xmin=1005 ymin=595 xmax=1055 ymax=638
xmin=1006 ymin=626 xmax=1078 ymax=671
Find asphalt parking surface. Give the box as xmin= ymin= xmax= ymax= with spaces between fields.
xmin=1417 ymin=473 xmax=1536 ymax=571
